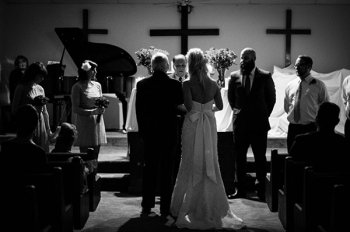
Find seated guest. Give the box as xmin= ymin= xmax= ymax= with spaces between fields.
xmin=289 ymin=102 xmax=347 ymax=173
xmin=1 ymin=104 xmax=47 ymax=173
xmin=50 ymin=122 xmax=97 ymax=176
xmin=51 ymin=122 xmax=78 ymax=153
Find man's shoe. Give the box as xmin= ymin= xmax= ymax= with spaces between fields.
xmin=141 ymin=208 xmax=158 ymax=217
xmin=255 ymin=182 xmax=266 ymax=202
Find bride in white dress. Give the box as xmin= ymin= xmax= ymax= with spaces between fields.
xmin=169 ymin=48 xmax=245 ymax=230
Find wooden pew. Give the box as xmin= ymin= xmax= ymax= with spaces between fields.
xmin=22 ymin=185 xmax=41 ymax=231
xmin=278 ymin=156 xmax=307 ymax=232
xmin=48 ymin=149 xmax=101 ymax=212
xmin=22 ymin=167 xmax=74 ymax=232
xmin=317 ymin=184 xmax=349 ymax=232
xmin=48 ymin=156 xmax=90 ymax=230
xmin=293 ymin=168 xmax=348 ymax=232
xmin=265 ymin=149 xmax=288 ymax=212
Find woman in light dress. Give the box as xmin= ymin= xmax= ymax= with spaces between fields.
xmin=71 ymin=60 xmax=107 ymax=155
xmin=168 ymin=48 xmax=245 ymax=230
xmin=12 ymin=62 xmax=55 ymax=152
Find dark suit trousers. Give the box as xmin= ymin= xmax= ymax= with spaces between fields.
xmin=287 ymin=123 xmax=317 ymax=153
xmin=233 ymin=130 xmax=268 ymax=191
xmin=141 ymin=135 xmax=176 ymax=215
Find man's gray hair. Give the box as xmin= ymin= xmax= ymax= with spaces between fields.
xmin=151 ymin=52 xmax=169 ymax=73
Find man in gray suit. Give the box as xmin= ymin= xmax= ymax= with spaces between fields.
xmin=227 ymin=48 xmax=276 ymax=201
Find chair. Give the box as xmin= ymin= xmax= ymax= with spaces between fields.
xmin=265 ymin=149 xmax=288 ymax=212
xmin=293 ymin=168 xmax=348 ymax=232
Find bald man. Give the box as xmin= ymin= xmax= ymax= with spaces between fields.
xmin=227 ymin=48 xmax=276 ymax=201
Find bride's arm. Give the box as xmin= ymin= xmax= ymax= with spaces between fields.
xmin=213 ymin=84 xmax=223 ymax=111
xmin=183 ymin=81 xmax=192 ymax=112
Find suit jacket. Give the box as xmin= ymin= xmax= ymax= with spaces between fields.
xmin=136 ymin=71 xmax=184 ymax=139
xmin=290 ymin=131 xmax=347 ymax=173
xmin=227 ymin=68 xmax=276 ymax=133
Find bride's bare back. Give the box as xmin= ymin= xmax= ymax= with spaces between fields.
xmin=183 ymin=75 xmax=223 ymax=112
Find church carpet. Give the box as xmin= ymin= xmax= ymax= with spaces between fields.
xmin=79 ymin=191 xmax=284 ymax=232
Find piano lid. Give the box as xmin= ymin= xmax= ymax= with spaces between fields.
xmin=55 ymin=27 xmax=137 ymax=78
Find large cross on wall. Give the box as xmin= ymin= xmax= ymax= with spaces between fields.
xmin=266 ymin=9 xmax=311 ymax=67
xmin=150 ymin=3 xmax=219 ymax=55
xmin=82 ymin=9 xmax=108 ymax=43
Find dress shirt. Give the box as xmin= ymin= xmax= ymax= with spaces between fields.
xmin=173 ymin=73 xmax=187 ymax=82
xmin=284 ymin=74 xmax=329 ymax=125
xmin=342 ymin=75 xmax=350 ymax=119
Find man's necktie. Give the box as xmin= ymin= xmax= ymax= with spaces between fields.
xmin=294 ymin=81 xmax=302 ymax=123
xmin=244 ymin=75 xmax=250 ymax=95
xmin=179 ymin=76 xmax=183 ymax=82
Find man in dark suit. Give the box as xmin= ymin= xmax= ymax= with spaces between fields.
xmin=227 ymin=48 xmax=276 ymax=201
xmin=136 ymin=52 xmax=184 ymax=219
xmin=169 ymin=54 xmax=188 ymax=186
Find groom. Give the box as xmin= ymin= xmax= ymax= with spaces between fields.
xmin=136 ymin=52 xmax=184 ymax=218
xmin=227 ymin=47 xmax=276 ymax=201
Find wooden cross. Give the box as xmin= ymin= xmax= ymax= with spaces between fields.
xmin=150 ymin=3 xmax=219 ymax=55
xmin=266 ymin=9 xmax=311 ymax=67
xmin=82 ymin=9 xmax=108 ymax=43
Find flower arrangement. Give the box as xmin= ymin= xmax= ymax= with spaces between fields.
xmin=95 ymin=97 xmax=109 ymax=123
xmin=33 ymin=95 xmax=50 ymax=106
xmin=205 ymin=47 xmax=237 ymax=87
xmin=135 ymin=46 xmax=169 ymax=72
xmin=204 ymin=47 xmax=237 ymax=70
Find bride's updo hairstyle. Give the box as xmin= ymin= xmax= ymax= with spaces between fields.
xmin=186 ymin=48 xmax=209 ymax=84
xmin=78 ymin=60 xmax=98 ymax=81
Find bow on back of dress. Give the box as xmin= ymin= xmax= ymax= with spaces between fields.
xmin=189 ymin=100 xmax=217 ymax=187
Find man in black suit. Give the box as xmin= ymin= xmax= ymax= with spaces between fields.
xmin=169 ymin=54 xmax=187 ymax=186
xmin=227 ymin=48 xmax=276 ymax=201
xmin=136 ymin=52 xmax=183 ymax=219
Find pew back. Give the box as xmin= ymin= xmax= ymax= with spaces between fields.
xmin=294 ymin=168 xmax=348 ymax=232
xmin=24 ymin=167 xmax=74 ymax=232
xmin=48 ymin=150 xmax=101 ymax=212
xmin=265 ymin=149 xmax=288 ymax=212
xmin=278 ymin=156 xmax=307 ymax=231
xmin=48 ymin=156 xmax=90 ymax=230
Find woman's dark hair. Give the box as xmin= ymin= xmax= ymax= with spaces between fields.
xmin=78 ymin=60 xmax=98 ymax=81
xmin=14 ymin=55 xmax=29 ymax=69
xmin=23 ymin=62 xmax=48 ymax=83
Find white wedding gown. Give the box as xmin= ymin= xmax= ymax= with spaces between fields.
xmin=170 ymin=100 xmax=245 ymax=230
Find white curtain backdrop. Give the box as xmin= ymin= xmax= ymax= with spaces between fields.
xmin=126 ymin=67 xmax=350 ymax=138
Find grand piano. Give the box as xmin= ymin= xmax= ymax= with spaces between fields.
xmin=46 ymin=27 xmax=137 ymax=129
xmin=54 ymin=27 xmax=137 ymax=94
